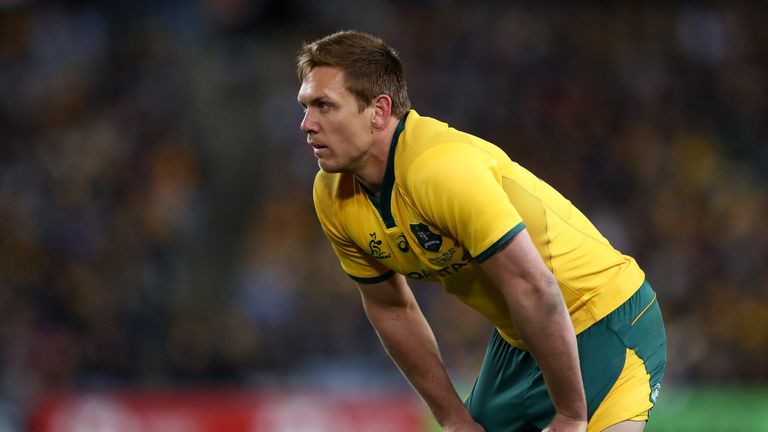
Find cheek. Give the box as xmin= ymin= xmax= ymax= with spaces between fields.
xmin=346 ymin=122 xmax=372 ymax=148
xmin=334 ymin=128 xmax=359 ymax=152
xmin=328 ymin=113 xmax=371 ymax=154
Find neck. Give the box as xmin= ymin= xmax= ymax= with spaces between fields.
xmin=354 ymin=117 xmax=401 ymax=197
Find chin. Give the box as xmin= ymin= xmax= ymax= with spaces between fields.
xmin=317 ymin=159 xmax=346 ymax=173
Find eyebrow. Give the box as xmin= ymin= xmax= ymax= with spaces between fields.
xmin=298 ymin=95 xmax=333 ymax=108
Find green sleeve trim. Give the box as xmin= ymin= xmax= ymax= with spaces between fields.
xmin=348 ymin=270 xmax=396 ymax=284
xmin=475 ymin=222 xmax=526 ymax=263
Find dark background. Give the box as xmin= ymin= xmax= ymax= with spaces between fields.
xmin=1 ymin=0 xmax=767 ymax=428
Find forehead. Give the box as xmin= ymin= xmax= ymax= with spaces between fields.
xmin=297 ymin=66 xmax=350 ymax=102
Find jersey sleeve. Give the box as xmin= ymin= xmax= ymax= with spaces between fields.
xmin=406 ymin=142 xmax=526 ymax=262
xmin=313 ymin=173 xmax=394 ymax=283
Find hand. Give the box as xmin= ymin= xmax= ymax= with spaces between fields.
xmin=542 ymin=413 xmax=587 ymax=432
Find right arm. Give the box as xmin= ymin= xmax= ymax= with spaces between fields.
xmin=357 ymin=274 xmax=484 ymax=432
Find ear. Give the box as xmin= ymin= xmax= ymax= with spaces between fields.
xmin=371 ymin=95 xmax=393 ymax=130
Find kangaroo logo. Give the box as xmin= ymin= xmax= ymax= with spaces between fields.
xmin=368 ymin=232 xmax=391 ymax=259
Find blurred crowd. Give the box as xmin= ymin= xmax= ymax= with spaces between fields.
xmin=1 ymin=0 xmax=767 ymax=427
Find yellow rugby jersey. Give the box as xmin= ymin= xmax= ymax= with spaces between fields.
xmin=313 ymin=110 xmax=645 ymax=348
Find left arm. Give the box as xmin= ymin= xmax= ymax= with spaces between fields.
xmin=405 ymin=141 xmax=587 ymax=429
xmin=479 ymin=229 xmax=587 ymax=431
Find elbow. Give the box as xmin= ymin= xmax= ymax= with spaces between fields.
xmin=511 ymin=273 xmax=566 ymax=317
xmin=531 ymin=273 xmax=565 ymax=313
xmin=362 ymin=294 xmax=417 ymax=323
xmin=538 ymin=274 xmax=566 ymax=315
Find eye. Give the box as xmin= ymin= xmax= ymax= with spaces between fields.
xmin=318 ymin=102 xmax=331 ymax=111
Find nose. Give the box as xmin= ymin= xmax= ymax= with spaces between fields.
xmin=300 ymin=109 xmax=318 ymax=134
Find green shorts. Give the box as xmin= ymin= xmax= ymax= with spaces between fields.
xmin=465 ymin=280 xmax=666 ymax=432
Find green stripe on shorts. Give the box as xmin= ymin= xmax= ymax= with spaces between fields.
xmin=465 ymin=281 xmax=666 ymax=431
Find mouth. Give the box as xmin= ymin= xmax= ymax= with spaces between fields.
xmin=309 ymin=141 xmax=329 ymax=157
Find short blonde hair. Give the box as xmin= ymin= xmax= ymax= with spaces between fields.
xmin=297 ymin=31 xmax=411 ymax=118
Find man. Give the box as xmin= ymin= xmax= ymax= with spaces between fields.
xmin=298 ymin=30 xmax=666 ymax=432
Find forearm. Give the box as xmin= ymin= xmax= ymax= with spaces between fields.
xmin=480 ymin=231 xmax=587 ymax=421
xmin=508 ymin=275 xmax=586 ymax=420
xmin=364 ymin=297 xmax=471 ymax=427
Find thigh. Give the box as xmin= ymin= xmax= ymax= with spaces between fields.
xmin=467 ymin=325 xmax=629 ymax=431
xmin=588 ymin=281 xmax=667 ymax=431
xmin=603 ymin=420 xmax=646 ymax=432
xmin=466 ymin=282 xmax=666 ymax=432
xmin=465 ymin=330 xmax=538 ymax=432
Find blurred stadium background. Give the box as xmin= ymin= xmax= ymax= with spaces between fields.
xmin=1 ymin=1 xmax=767 ymax=431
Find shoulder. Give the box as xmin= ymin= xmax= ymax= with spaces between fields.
xmin=395 ymin=110 xmax=460 ymax=169
xmin=403 ymin=141 xmax=510 ymax=197
xmin=312 ymin=170 xmax=357 ymax=219
xmin=397 ymin=111 xmax=511 ymax=181
xmin=313 ymin=169 xmax=335 ymax=198
xmin=313 ymin=170 xmax=355 ymax=201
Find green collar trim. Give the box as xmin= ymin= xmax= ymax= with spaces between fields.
xmin=365 ymin=113 xmax=407 ymax=228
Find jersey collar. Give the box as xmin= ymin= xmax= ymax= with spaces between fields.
xmin=363 ymin=111 xmax=408 ymax=229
